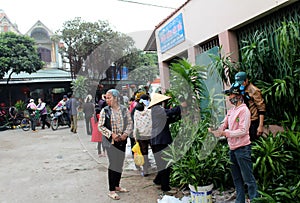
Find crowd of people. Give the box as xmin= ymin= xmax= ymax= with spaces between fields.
xmin=1 ymin=72 xmax=265 ymax=202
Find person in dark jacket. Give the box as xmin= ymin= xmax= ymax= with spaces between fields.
xmin=82 ymin=94 xmax=95 ymax=135
xmin=148 ymin=93 xmax=186 ymax=194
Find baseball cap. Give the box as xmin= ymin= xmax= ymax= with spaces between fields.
xmin=235 ymin=72 xmax=247 ymax=85
xmin=223 ymin=82 xmax=243 ymax=96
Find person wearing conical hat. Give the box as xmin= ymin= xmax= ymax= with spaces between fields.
xmin=148 ymin=93 xmax=187 ymax=194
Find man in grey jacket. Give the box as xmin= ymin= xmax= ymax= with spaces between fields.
xmin=67 ymin=94 xmax=80 ymax=134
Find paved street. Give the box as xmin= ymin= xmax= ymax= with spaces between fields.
xmin=0 ymin=120 xmax=238 ymax=203
xmin=0 ymin=120 xmax=159 ymax=203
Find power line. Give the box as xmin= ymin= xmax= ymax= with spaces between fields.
xmin=117 ymin=0 xmax=176 ymax=9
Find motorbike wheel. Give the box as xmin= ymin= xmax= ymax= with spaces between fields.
xmin=21 ymin=118 xmax=30 ymax=131
xmin=51 ymin=119 xmax=59 ymax=131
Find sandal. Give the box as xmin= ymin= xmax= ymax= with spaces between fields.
xmin=116 ymin=187 xmax=129 ymax=193
xmin=108 ymin=192 xmax=120 ymax=200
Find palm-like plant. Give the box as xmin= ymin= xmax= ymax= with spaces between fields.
xmin=165 ymin=59 xmax=232 ymax=191
xmin=252 ymin=133 xmax=293 ymax=191
xmin=71 ymin=75 xmax=89 ymax=100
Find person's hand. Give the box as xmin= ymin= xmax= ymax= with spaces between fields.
xmin=257 ymin=125 xmax=264 ymax=136
xmin=120 ymin=133 xmax=128 ymax=141
xmin=208 ymin=128 xmax=223 ymax=137
xmin=112 ymin=133 xmax=120 ymax=142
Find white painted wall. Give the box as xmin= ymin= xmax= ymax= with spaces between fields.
xmin=155 ymin=0 xmax=293 ymax=61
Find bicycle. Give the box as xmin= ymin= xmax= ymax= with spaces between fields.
xmin=21 ymin=110 xmax=51 ymax=131
xmin=20 ymin=110 xmax=31 ymax=131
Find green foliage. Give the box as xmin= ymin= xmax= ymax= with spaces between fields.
xmin=71 ymin=76 xmax=89 ymax=100
xmin=168 ymin=58 xmax=206 ymax=111
xmin=209 ymin=46 xmax=240 ymax=86
xmin=57 ymin=17 xmax=115 ymax=77
xmin=165 ymin=59 xmax=232 ymax=190
xmin=14 ymin=100 xmax=26 ymax=112
xmin=165 ymin=119 xmax=231 ymax=189
xmin=240 ymin=22 xmax=300 ymax=126
xmin=252 ymin=131 xmax=300 ymax=202
xmin=0 ymin=32 xmax=44 ymax=80
xmin=213 ymin=21 xmax=300 ymax=127
xmin=126 ymin=52 xmax=159 ymax=85
xmin=240 ymin=31 xmax=272 ymax=81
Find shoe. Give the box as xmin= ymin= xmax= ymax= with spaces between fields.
xmin=32 ymin=130 xmax=38 ymax=132
xmin=153 ymin=180 xmax=161 ymax=186
xmin=115 ymin=187 xmax=129 ymax=193
xmin=107 ymin=192 xmax=120 ymax=200
xmin=73 ymin=131 xmax=77 ymax=134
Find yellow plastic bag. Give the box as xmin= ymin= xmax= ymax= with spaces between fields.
xmin=132 ymin=142 xmax=144 ymax=166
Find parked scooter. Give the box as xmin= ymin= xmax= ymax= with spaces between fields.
xmin=50 ymin=106 xmax=70 ymax=130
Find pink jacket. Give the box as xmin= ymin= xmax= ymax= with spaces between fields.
xmin=219 ymin=103 xmax=251 ymax=150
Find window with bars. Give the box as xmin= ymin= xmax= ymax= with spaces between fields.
xmin=197 ymin=37 xmax=219 ymax=54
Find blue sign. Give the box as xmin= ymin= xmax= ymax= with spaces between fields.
xmin=158 ymin=13 xmax=185 ymax=53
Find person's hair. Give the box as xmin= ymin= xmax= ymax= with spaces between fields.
xmin=94 ymin=108 xmax=101 ymax=123
xmin=135 ymin=103 xmax=144 ymax=111
xmin=107 ymin=89 xmax=120 ymax=99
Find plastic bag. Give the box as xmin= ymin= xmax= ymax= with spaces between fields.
xmin=132 ymin=142 xmax=144 ymax=166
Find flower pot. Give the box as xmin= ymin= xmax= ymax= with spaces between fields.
xmin=189 ymin=184 xmax=213 ymax=203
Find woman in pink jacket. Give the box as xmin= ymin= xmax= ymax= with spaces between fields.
xmin=210 ymin=83 xmax=258 ymax=203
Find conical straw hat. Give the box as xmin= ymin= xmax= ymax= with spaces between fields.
xmin=148 ymin=93 xmax=171 ymax=108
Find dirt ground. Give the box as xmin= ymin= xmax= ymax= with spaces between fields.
xmin=0 ymin=120 xmax=163 ymax=203
xmin=0 ymin=120 xmax=239 ymax=203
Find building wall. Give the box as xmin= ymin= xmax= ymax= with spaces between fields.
xmin=156 ymin=0 xmax=292 ymax=62
xmin=154 ymin=0 xmax=294 ymax=89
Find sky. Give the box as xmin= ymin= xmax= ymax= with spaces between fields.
xmin=1 ymin=0 xmax=186 ymax=35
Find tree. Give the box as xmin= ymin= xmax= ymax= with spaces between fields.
xmin=0 ymin=32 xmax=44 ymax=81
xmin=0 ymin=32 xmax=44 ymax=104
xmin=57 ymin=17 xmax=115 ymax=79
xmin=70 ymin=75 xmax=89 ymax=101
xmin=84 ymin=31 xmax=137 ymax=81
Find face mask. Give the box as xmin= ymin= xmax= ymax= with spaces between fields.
xmin=140 ymin=99 xmax=150 ymax=107
xmin=229 ymin=97 xmax=239 ymax=106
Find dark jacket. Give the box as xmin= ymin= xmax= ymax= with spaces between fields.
xmin=150 ymin=105 xmax=181 ymax=145
xmin=82 ymin=102 xmax=94 ymax=118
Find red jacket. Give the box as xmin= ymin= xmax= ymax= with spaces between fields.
xmin=91 ymin=115 xmax=102 ymax=142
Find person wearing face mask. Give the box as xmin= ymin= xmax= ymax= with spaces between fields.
xmin=235 ymin=72 xmax=266 ymax=142
xmin=210 ymin=83 xmax=258 ymax=203
xmin=133 ymin=94 xmax=152 ymax=177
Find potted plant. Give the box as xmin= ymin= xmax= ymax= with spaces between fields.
xmin=165 ymin=117 xmax=230 ymax=202
xmin=14 ymin=100 xmax=26 ymax=114
xmin=162 ymin=58 xmax=231 ymax=202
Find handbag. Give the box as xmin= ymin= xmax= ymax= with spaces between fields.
xmin=131 ymin=142 xmax=144 ymax=166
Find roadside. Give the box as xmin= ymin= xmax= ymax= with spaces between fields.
xmin=0 ymin=120 xmax=237 ymax=203
xmin=0 ymin=120 xmax=159 ymax=203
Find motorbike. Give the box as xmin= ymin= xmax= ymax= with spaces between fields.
xmin=50 ymin=106 xmax=70 ymax=130
xmin=0 ymin=110 xmax=26 ymax=131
